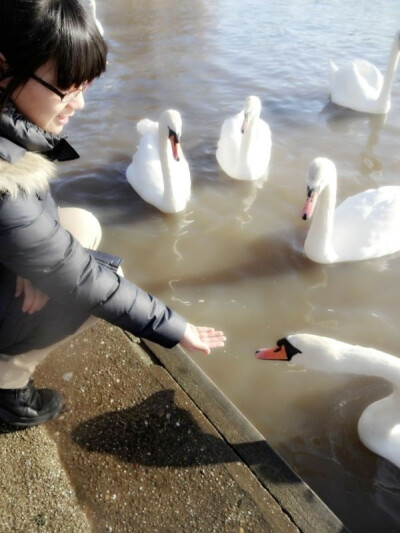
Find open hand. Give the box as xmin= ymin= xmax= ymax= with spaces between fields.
xmin=179 ymin=323 xmax=226 ymax=355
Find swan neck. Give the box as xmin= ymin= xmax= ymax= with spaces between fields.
xmin=239 ymin=117 xmax=259 ymax=177
xmin=304 ymin=178 xmax=337 ymax=262
xmin=158 ymin=127 xmax=174 ymax=202
xmin=336 ymin=345 xmax=400 ymax=384
xmin=378 ymin=39 xmax=400 ymax=106
xmin=241 ymin=117 xmax=257 ymax=153
xmin=299 ymin=337 xmax=400 ymax=385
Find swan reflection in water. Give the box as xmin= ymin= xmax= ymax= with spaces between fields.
xmin=321 ymin=103 xmax=387 ymax=177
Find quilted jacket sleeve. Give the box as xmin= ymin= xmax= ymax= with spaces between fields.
xmin=0 ymin=192 xmax=186 ymax=348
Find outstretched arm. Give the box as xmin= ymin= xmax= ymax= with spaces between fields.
xmin=179 ymin=324 xmax=226 ymax=355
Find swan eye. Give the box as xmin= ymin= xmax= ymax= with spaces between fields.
xmin=168 ymin=127 xmax=179 ymax=144
xmin=277 ymin=338 xmax=302 ymax=360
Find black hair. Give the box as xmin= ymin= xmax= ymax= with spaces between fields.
xmin=0 ymin=0 xmax=108 ymax=112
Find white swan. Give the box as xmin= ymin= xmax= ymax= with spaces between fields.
xmin=329 ymin=31 xmax=400 ymax=114
xmin=88 ymin=0 xmax=104 ymax=36
xmin=216 ymin=95 xmax=271 ymax=181
xmin=126 ymin=109 xmax=191 ymax=214
xmin=256 ymin=333 xmax=400 ymax=468
xmin=301 ymin=157 xmax=400 ymax=263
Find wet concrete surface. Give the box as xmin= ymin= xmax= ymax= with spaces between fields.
xmin=0 ymin=321 xmax=347 ymax=532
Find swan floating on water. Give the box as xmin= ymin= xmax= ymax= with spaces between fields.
xmin=256 ymin=333 xmax=400 ymax=468
xmin=329 ymin=31 xmax=400 ymax=114
xmin=126 ymin=109 xmax=191 ymax=214
xmin=301 ymin=157 xmax=400 ymax=263
xmin=216 ymin=95 xmax=271 ymax=181
xmin=88 ymin=0 xmax=104 ymax=36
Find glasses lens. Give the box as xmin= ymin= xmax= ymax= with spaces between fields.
xmin=62 ymin=82 xmax=91 ymax=103
xmin=62 ymin=89 xmax=81 ymax=103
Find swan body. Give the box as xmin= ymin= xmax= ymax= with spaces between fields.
xmin=216 ymin=96 xmax=271 ymax=181
xmin=256 ymin=333 xmax=400 ymax=468
xmin=301 ymin=157 xmax=400 ymax=263
xmin=88 ymin=0 xmax=104 ymax=36
xmin=329 ymin=31 xmax=400 ymax=114
xmin=126 ymin=109 xmax=191 ymax=214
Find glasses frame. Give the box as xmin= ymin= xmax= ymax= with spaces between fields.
xmin=30 ymin=73 xmax=89 ymax=103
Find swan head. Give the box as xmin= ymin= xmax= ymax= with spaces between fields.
xmin=302 ymin=157 xmax=336 ymax=220
xmin=159 ymin=109 xmax=183 ymax=161
xmin=241 ymin=95 xmax=262 ymax=133
xmin=255 ymin=333 xmax=348 ymax=373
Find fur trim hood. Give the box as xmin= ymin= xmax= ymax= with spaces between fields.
xmin=0 ymin=152 xmax=56 ymax=199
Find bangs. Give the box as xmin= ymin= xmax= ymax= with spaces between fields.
xmin=55 ymin=31 xmax=108 ymax=90
xmin=39 ymin=0 xmax=108 ymax=90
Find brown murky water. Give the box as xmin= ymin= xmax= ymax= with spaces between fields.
xmin=54 ymin=1 xmax=400 ymax=530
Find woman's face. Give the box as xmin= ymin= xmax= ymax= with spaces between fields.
xmin=11 ymin=61 xmax=85 ymax=135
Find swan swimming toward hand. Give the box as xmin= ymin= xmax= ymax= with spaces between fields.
xmin=256 ymin=333 xmax=400 ymax=468
xmin=216 ymin=96 xmax=271 ymax=181
xmin=88 ymin=0 xmax=104 ymax=36
xmin=126 ymin=109 xmax=191 ymax=214
xmin=301 ymin=157 xmax=400 ymax=263
xmin=329 ymin=31 xmax=400 ymax=114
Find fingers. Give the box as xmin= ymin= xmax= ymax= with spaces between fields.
xmin=27 ymin=291 xmax=49 ymax=314
xmin=14 ymin=275 xmax=24 ymax=298
xmin=197 ymin=327 xmax=226 ymax=346
xmin=180 ymin=324 xmax=226 ymax=355
xmin=21 ymin=279 xmax=35 ymax=313
xmin=196 ymin=343 xmax=211 ymax=356
xmin=196 ymin=326 xmax=226 ymax=353
xmin=17 ymin=278 xmax=49 ymax=314
xmin=25 ymin=290 xmax=49 ymax=314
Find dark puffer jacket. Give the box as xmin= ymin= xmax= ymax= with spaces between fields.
xmin=0 ymin=95 xmax=186 ymax=355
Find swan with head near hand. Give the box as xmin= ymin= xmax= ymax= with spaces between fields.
xmin=256 ymin=333 xmax=400 ymax=468
xmin=216 ymin=95 xmax=271 ymax=181
xmin=329 ymin=30 xmax=400 ymax=114
xmin=126 ymin=109 xmax=191 ymax=214
xmin=301 ymin=157 xmax=400 ymax=264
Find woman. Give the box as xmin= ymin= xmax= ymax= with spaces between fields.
xmin=0 ymin=0 xmax=225 ymax=428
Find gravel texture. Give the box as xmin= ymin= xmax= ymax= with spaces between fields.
xmin=0 ymin=321 xmax=342 ymax=532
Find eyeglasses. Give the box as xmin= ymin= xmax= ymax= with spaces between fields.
xmin=30 ymin=73 xmax=91 ymax=103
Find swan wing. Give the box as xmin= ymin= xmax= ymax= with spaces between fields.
xmin=242 ymin=119 xmax=272 ymax=180
xmin=330 ymin=60 xmax=383 ymax=111
xmin=333 ymin=186 xmax=400 ymax=260
xmin=137 ymin=118 xmax=159 ymax=137
xmin=358 ymin=393 xmax=400 ymax=469
xmin=354 ymin=60 xmax=383 ymax=92
xmin=126 ymin=132 xmax=164 ymax=203
xmin=216 ymin=112 xmax=243 ymax=178
xmin=329 ymin=60 xmax=338 ymax=83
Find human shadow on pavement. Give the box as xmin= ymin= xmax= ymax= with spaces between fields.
xmin=72 ymin=389 xmax=236 ymax=467
xmin=71 ymin=389 xmax=300 ymax=485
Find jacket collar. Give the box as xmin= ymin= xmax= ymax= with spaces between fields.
xmin=0 ymin=89 xmax=79 ymax=164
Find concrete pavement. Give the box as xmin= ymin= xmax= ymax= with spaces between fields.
xmin=0 ymin=321 xmax=348 ymax=532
